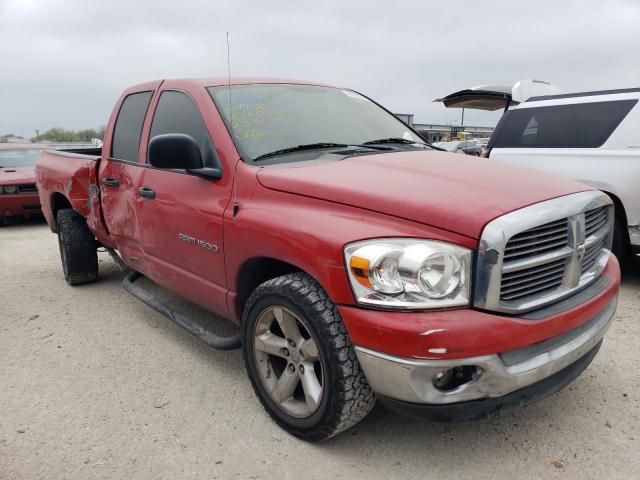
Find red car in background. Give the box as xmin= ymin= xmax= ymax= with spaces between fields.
xmin=0 ymin=143 xmax=45 ymax=222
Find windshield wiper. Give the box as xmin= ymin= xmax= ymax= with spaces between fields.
xmin=363 ymin=137 xmax=446 ymax=151
xmin=362 ymin=137 xmax=421 ymax=145
xmin=253 ymin=143 xmax=349 ymax=162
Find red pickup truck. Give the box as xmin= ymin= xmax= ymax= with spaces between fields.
xmin=36 ymin=78 xmax=620 ymax=441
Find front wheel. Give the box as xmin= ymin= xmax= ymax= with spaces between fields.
xmin=242 ymin=273 xmax=376 ymax=441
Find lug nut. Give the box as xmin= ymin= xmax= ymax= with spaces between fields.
xmin=288 ymin=364 xmax=296 ymax=373
xmin=287 ymin=339 xmax=296 ymax=347
xmin=299 ymin=365 xmax=305 ymax=374
xmin=281 ymin=348 xmax=290 ymax=357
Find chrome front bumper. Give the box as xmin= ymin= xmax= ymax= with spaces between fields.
xmin=355 ymin=296 xmax=617 ymax=405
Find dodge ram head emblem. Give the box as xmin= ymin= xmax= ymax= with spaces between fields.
xmin=576 ymin=241 xmax=586 ymax=261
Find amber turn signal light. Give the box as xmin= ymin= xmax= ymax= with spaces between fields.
xmin=349 ymin=256 xmax=372 ymax=289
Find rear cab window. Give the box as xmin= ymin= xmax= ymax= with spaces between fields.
xmin=111 ymin=91 xmax=153 ymax=161
xmin=489 ymin=100 xmax=638 ymax=148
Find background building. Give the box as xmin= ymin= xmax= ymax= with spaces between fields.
xmin=394 ymin=114 xmax=494 ymax=142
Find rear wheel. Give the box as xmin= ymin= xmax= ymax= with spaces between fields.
xmin=56 ymin=209 xmax=98 ymax=285
xmin=242 ymin=272 xmax=376 ymax=441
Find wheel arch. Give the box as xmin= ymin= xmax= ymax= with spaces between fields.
xmin=234 ymin=257 xmax=305 ymax=321
xmin=601 ymin=189 xmax=631 ymax=254
xmin=50 ymin=192 xmax=73 ymax=232
xmin=601 ymin=190 xmax=628 ymax=227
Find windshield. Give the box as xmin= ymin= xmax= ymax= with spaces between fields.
xmin=0 ymin=149 xmax=43 ymax=167
xmin=208 ymin=84 xmax=425 ymax=162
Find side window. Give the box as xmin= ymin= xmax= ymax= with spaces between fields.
xmin=111 ymin=91 xmax=152 ymax=162
xmin=149 ymin=90 xmax=217 ymax=167
xmin=492 ymin=100 xmax=637 ymax=148
xmin=520 ymin=117 xmax=538 ymax=144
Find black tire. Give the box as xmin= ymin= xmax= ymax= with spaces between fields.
xmin=242 ymin=272 xmax=376 ymax=441
xmin=612 ymin=216 xmax=630 ymax=260
xmin=56 ymin=209 xmax=98 ymax=285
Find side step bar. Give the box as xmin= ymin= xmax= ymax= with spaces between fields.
xmin=123 ymin=270 xmax=241 ymax=350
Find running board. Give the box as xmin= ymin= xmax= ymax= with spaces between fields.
xmin=122 ymin=270 xmax=241 ymax=350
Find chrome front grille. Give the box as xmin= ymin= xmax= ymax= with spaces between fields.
xmin=503 ymin=218 xmax=569 ymax=261
xmin=500 ymin=257 xmax=566 ymax=301
xmin=500 ymin=218 xmax=570 ymax=301
xmin=585 ymin=206 xmax=608 ymax=237
xmin=582 ymin=206 xmax=608 ymax=272
xmin=475 ymin=191 xmax=614 ymax=314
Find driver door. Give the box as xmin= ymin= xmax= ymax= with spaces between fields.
xmin=135 ymin=88 xmax=233 ymax=316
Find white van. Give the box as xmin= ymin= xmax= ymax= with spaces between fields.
xmin=480 ymin=88 xmax=639 ymax=257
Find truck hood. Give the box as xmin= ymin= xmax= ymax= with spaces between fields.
xmin=256 ymin=150 xmax=591 ymax=239
xmin=0 ymin=166 xmax=36 ymax=185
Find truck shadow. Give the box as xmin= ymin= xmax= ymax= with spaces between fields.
xmin=322 ymin=371 xmax=613 ymax=463
xmin=620 ymin=255 xmax=640 ymax=286
xmin=93 ymin=253 xmax=244 ymax=370
xmin=0 ymin=215 xmax=46 ymax=228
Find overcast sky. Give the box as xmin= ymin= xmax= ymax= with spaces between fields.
xmin=1 ymin=0 xmax=639 ymax=137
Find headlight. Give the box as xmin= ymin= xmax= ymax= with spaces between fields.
xmin=3 ymin=185 xmax=17 ymax=194
xmin=344 ymin=238 xmax=471 ymax=309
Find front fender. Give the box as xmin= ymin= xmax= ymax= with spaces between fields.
xmin=223 ymin=179 xmax=476 ymax=323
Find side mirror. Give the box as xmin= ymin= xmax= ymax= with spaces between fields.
xmin=148 ymin=133 xmax=222 ymax=180
xmin=148 ymin=133 xmax=203 ymax=170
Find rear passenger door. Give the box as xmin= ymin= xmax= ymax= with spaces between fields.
xmin=99 ymin=89 xmax=154 ymax=262
xmin=134 ymin=88 xmax=233 ymax=316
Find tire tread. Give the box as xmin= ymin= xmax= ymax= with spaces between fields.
xmin=56 ymin=209 xmax=98 ymax=285
xmin=242 ymin=272 xmax=375 ymax=441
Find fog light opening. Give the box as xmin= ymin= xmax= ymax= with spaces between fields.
xmin=433 ymin=366 xmax=481 ymax=391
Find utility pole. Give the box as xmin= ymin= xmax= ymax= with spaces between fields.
xmin=34 ymin=129 xmax=40 ymax=139
xmin=461 ymin=108 xmax=465 ymax=127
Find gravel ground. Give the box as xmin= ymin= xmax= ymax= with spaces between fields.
xmin=1 ymin=220 xmax=639 ymax=480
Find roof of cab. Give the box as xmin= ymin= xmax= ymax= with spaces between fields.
xmin=126 ymin=77 xmax=334 ymax=92
xmin=526 ymin=87 xmax=640 ymax=103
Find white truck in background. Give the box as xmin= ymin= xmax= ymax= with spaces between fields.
xmin=436 ymin=82 xmax=640 ymax=258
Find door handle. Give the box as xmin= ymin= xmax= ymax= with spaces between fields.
xmin=138 ymin=186 xmax=156 ymax=199
xmin=103 ymin=177 xmax=120 ymax=187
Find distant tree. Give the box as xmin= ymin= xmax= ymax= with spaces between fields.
xmin=1 ymin=133 xmax=28 ymax=143
xmin=32 ymin=126 xmax=105 ymax=143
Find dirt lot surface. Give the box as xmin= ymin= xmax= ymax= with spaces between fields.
xmin=1 ymin=220 xmax=639 ymax=480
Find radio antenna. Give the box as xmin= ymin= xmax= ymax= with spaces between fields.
xmin=226 ymin=32 xmax=232 ymax=111
xmin=227 ymin=32 xmax=240 ymax=217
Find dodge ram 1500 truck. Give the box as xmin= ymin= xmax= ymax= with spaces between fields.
xmin=36 ymin=78 xmax=620 ymax=441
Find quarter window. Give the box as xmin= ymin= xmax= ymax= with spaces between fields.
xmin=491 ymin=100 xmax=637 ymax=148
xmin=111 ymin=91 xmax=153 ymax=162
xmin=490 ymin=100 xmax=637 ymax=148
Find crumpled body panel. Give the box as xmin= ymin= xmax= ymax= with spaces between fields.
xmin=36 ymin=151 xmax=114 ymax=248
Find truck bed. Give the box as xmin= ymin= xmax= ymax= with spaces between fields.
xmin=36 ymin=148 xmax=113 ymax=248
